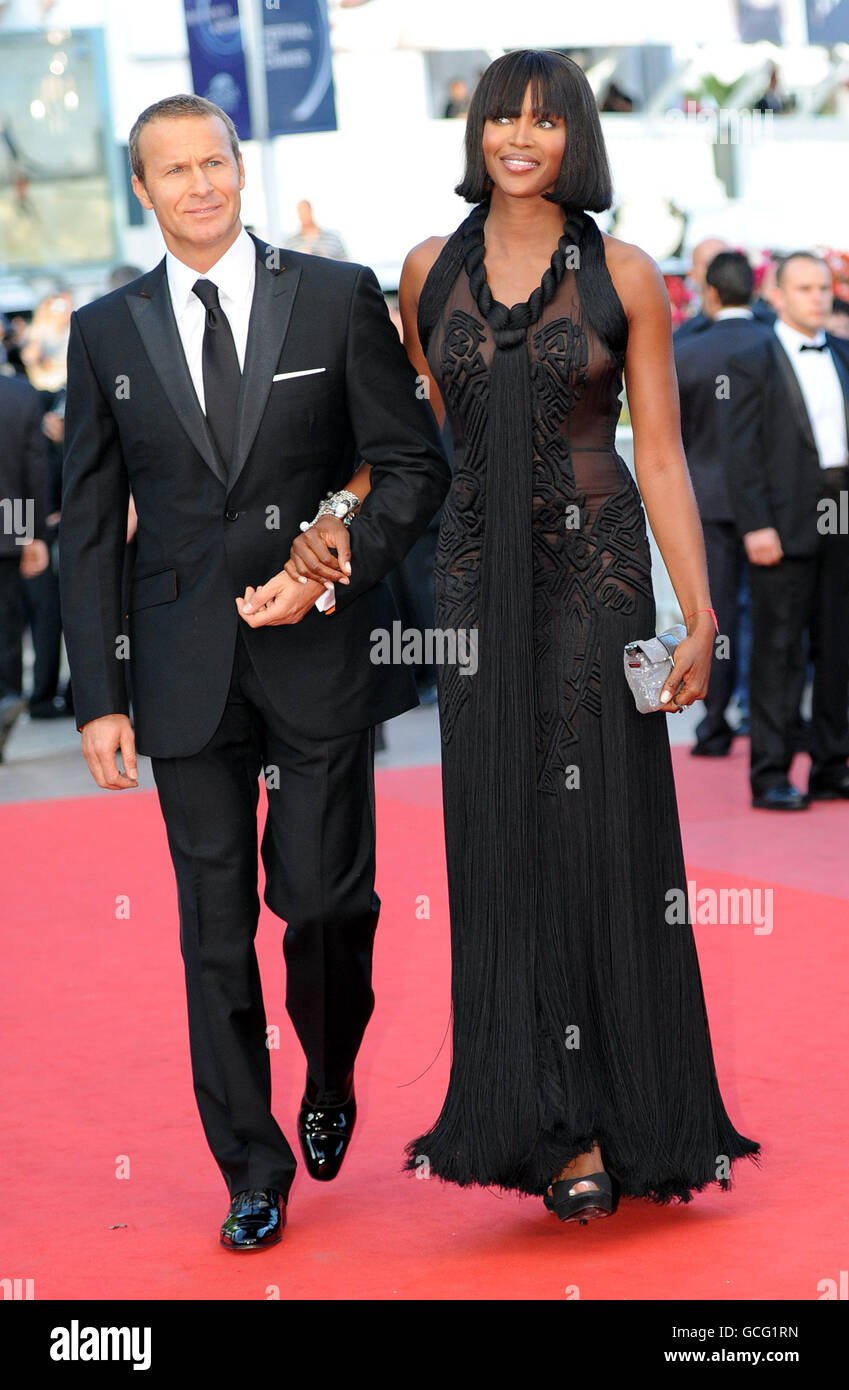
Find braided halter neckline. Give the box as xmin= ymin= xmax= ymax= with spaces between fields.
xmin=461 ymin=200 xmax=586 ymax=349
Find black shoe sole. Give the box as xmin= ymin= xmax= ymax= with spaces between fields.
xmin=219 ymin=1233 xmax=283 ymax=1251
xmin=751 ymin=798 xmax=809 ymax=810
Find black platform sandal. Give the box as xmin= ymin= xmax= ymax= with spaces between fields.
xmin=543 ymin=1171 xmax=620 ymax=1224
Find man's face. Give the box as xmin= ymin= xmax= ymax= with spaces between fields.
xmin=132 ymin=114 xmax=244 ymax=263
xmin=774 ymin=259 xmax=833 ymax=335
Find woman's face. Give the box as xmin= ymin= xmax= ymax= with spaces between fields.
xmin=481 ymin=83 xmax=566 ymax=200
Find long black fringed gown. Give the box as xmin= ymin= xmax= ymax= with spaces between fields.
xmin=405 ymin=203 xmax=760 ymax=1203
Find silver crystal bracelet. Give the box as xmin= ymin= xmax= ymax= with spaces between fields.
xmin=299 ymin=488 xmax=361 ymax=532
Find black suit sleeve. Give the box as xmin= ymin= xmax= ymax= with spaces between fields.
xmin=59 ymin=310 xmax=131 ymax=728
xmin=672 ymin=344 xmax=695 ymax=461
xmin=331 ymin=266 xmax=450 ymax=611
xmin=23 ymin=385 xmax=49 ymax=543
xmin=723 ymin=348 xmax=775 ymax=538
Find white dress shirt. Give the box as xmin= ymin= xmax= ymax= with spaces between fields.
xmin=165 ymin=224 xmax=255 ymax=410
xmin=773 ymin=318 xmax=849 ymax=470
xmin=714 ymin=307 xmax=753 ymax=321
xmin=165 ymin=225 xmax=334 ymax=612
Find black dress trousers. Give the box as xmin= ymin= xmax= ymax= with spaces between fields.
xmin=748 ymin=466 xmax=849 ymax=794
xmin=696 ymin=519 xmax=746 ymax=752
xmin=150 ymin=622 xmax=380 ymax=1199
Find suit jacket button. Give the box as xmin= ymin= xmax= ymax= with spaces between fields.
xmin=225 ymin=510 xmax=239 ymax=522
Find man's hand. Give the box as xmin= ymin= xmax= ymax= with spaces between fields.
xmin=744 ymin=527 xmax=783 ymax=566
xmin=80 ymin=713 xmax=138 ymax=789
xmin=19 ymin=539 xmax=50 ymax=578
xmin=285 ymin=514 xmax=352 ymax=587
xmin=237 ymin=568 xmax=329 ymax=628
xmin=42 ymin=411 xmax=65 ymax=444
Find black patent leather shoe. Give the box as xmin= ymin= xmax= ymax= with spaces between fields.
xmin=751 ymin=784 xmax=809 ymax=811
xmin=808 ymin=771 xmax=849 ymax=800
xmin=297 ymin=1071 xmax=356 ymax=1182
xmin=219 ymin=1188 xmax=285 ymax=1250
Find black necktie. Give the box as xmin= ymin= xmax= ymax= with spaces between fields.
xmin=800 ymin=341 xmax=827 ymax=352
xmin=192 ymin=278 xmax=240 ymax=475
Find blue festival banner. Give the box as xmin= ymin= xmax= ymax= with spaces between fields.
xmin=805 ymin=0 xmax=849 ymax=44
xmin=263 ymin=0 xmax=338 ymax=137
xmin=184 ymin=0 xmax=253 ymax=140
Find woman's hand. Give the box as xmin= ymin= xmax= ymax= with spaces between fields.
xmin=284 ymin=513 xmax=352 ymax=587
xmin=660 ymin=624 xmax=714 ymax=712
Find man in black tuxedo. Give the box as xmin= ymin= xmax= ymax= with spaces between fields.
xmin=725 ymin=252 xmax=849 ymax=809
xmin=674 ymin=252 xmax=773 ymax=755
xmin=59 ymin=95 xmax=450 ymax=1248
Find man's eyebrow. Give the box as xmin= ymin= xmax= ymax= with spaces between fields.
xmin=153 ymin=149 xmax=231 ymax=167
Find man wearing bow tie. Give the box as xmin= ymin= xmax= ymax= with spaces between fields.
xmin=725 ymin=252 xmax=849 ymax=810
xmin=59 ymin=96 xmax=449 ymax=1248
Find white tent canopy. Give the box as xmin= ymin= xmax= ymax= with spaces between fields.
xmin=330 ymin=0 xmax=746 ymax=51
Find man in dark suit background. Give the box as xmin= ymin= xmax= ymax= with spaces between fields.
xmin=59 ymin=95 xmax=450 ymax=1249
xmin=0 ymin=369 xmax=50 ymax=758
xmin=675 ymin=236 xmax=776 ymax=341
xmin=725 ymin=251 xmax=849 ymax=809
xmin=674 ymin=251 xmax=773 ymax=755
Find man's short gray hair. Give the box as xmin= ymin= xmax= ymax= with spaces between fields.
xmin=129 ymin=94 xmax=240 ymax=182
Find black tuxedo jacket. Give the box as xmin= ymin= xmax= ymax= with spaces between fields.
xmin=724 ymin=329 xmax=849 ymax=556
xmin=59 ymin=233 xmax=450 ymax=757
xmin=674 ymin=315 xmax=774 ymax=522
xmin=673 ymin=298 xmax=776 ymax=342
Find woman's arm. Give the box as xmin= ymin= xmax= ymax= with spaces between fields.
xmin=398 ymin=238 xmax=447 ymax=431
xmin=284 ymin=238 xmax=448 ymax=591
xmin=608 ymin=238 xmax=714 ymax=708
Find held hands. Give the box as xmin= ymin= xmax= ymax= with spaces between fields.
xmin=659 ymin=621 xmax=714 ymax=713
xmin=285 ymin=514 xmax=352 ymax=588
xmin=237 ymin=567 xmax=328 ymax=627
xmin=236 ymin=516 xmax=354 ymax=628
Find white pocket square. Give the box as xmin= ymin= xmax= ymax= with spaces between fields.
xmin=272 ymin=368 xmax=326 ymax=382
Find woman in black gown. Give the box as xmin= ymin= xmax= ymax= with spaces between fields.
xmin=285 ymin=48 xmax=760 ymax=1222
xmin=395 ymin=50 xmax=760 ymax=1221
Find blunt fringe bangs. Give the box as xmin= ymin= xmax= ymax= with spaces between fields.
xmin=455 ymin=49 xmax=614 ymax=212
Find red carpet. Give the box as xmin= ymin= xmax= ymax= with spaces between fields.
xmin=2 ymin=742 xmax=846 ymax=1300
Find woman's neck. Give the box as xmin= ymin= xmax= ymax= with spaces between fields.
xmin=483 ymin=190 xmax=567 ymax=258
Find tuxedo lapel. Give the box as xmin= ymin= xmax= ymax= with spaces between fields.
xmin=228 ymin=235 xmax=302 ymax=494
xmin=771 ymin=336 xmax=818 ymax=456
xmin=125 ymin=263 xmax=228 ymax=488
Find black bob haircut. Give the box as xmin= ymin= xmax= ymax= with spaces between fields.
xmin=455 ymin=49 xmax=614 ymax=212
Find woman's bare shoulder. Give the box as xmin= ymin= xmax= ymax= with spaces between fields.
xmin=600 ymin=231 xmax=665 ymax=317
xmin=401 ymin=235 xmax=451 ymax=297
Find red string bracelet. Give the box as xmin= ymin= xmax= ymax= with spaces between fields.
xmin=686 ymin=607 xmax=719 ymax=633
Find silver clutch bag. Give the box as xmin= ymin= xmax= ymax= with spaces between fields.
xmin=623 ymin=625 xmax=687 ymax=713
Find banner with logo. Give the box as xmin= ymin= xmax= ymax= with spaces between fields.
xmin=263 ymin=0 xmax=338 ymax=137
xmin=184 ymin=0 xmax=253 ymax=140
